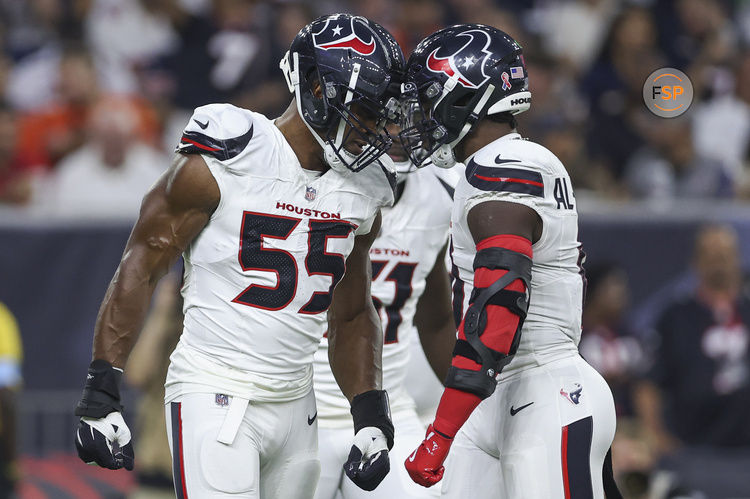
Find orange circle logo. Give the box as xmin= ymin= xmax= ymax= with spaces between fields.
xmin=642 ymin=68 xmax=693 ymax=118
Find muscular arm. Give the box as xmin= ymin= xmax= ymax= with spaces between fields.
xmin=92 ymin=154 xmax=219 ymax=368
xmin=327 ymin=212 xmax=383 ymax=402
xmin=414 ymin=242 xmax=456 ymax=381
xmin=125 ymin=276 xmax=183 ymax=389
xmin=433 ymin=200 xmax=541 ymax=437
xmin=466 ymin=200 xmax=541 ymax=244
xmin=406 ymin=199 xmax=544 ymax=485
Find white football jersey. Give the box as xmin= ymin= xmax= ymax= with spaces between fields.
xmin=451 ymin=132 xmax=584 ymax=377
xmin=165 ymin=103 xmax=395 ymax=403
xmin=313 ymin=165 xmax=461 ymax=426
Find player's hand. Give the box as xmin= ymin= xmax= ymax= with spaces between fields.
xmin=344 ymin=426 xmax=390 ymax=491
xmin=74 ymin=359 xmax=134 ymax=471
xmin=404 ymin=424 xmax=453 ymax=487
xmin=75 ymin=412 xmax=134 ymax=470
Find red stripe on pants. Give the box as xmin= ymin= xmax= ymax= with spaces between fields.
xmin=178 ymin=403 xmax=188 ymax=499
xmin=561 ymin=425 xmax=570 ymax=499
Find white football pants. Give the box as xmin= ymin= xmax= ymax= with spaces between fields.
xmin=441 ymin=355 xmax=616 ymax=498
xmin=165 ymin=390 xmax=320 ymax=498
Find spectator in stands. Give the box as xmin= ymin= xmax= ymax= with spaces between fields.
xmin=1 ymin=0 xmax=87 ymax=112
xmin=536 ymin=0 xmax=618 ymax=76
xmin=582 ymin=6 xmax=665 ymax=191
xmin=635 ymin=224 xmax=750 ymax=494
xmin=691 ymin=50 xmax=750 ymax=195
xmin=0 ymin=302 xmax=22 ymax=498
xmin=164 ymin=0 xmax=277 ymax=113
xmin=0 ymin=104 xmax=36 ymax=205
xmin=83 ymin=0 xmax=179 ymax=95
xmin=15 ymin=43 xmax=159 ymax=170
xmin=42 ymin=96 xmax=168 ymax=219
xmin=232 ymin=1 xmax=312 ymax=119
xmin=580 ymin=263 xmax=644 ymax=417
xmin=655 ymin=0 xmax=737 ymax=87
xmin=625 ymin=117 xmax=735 ymax=200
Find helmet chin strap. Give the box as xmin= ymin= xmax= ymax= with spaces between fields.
xmin=429 ymin=83 xmax=496 ymax=169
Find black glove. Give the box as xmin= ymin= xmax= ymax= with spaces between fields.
xmin=74 ymin=360 xmax=134 ymax=471
xmin=343 ymin=390 xmax=394 ymax=491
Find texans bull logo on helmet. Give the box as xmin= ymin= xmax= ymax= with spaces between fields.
xmin=313 ymin=17 xmax=376 ymax=56
xmin=426 ymin=29 xmax=494 ymax=89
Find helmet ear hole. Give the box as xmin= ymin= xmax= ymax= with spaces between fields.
xmin=306 ymin=69 xmax=323 ymax=99
xmin=310 ymin=79 xmax=323 ymax=99
xmin=300 ymin=68 xmax=331 ymax=128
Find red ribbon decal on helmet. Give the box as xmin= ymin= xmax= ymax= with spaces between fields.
xmin=501 ymin=72 xmax=511 ymax=91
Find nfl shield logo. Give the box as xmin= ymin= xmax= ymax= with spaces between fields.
xmin=215 ymin=394 xmax=230 ymax=407
xmin=305 ymin=186 xmax=317 ymax=201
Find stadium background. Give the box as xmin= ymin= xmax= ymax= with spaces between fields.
xmin=0 ymin=0 xmax=749 ymax=497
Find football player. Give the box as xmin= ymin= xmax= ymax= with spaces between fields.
xmin=400 ymin=25 xmax=622 ymax=498
xmin=74 ymin=14 xmax=406 ymax=498
xmin=313 ymin=127 xmax=460 ymax=499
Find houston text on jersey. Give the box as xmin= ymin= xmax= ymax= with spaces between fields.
xmin=276 ymin=202 xmax=341 ymax=219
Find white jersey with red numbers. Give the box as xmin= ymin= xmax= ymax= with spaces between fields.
xmin=451 ymin=132 xmax=585 ymax=377
xmin=313 ymin=164 xmax=461 ymax=426
xmin=165 ymin=103 xmax=395 ymax=404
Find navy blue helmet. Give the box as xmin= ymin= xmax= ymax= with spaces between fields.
xmin=281 ymin=14 xmax=404 ymax=172
xmin=399 ymin=24 xmax=530 ymax=168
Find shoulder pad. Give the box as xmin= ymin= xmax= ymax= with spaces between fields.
xmin=464 ymin=156 xmax=544 ymax=197
xmin=176 ymin=104 xmax=254 ymax=161
xmin=427 ymin=163 xmax=464 ymax=200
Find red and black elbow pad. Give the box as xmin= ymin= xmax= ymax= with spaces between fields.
xmin=445 ymin=234 xmax=532 ymax=399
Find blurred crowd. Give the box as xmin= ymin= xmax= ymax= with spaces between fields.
xmin=1 ymin=0 xmax=750 ymax=497
xmin=579 ymin=223 xmax=750 ymax=497
xmin=0 ymin=0 xmax=748 ymax=218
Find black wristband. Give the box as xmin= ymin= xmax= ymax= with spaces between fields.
xmin=350 ymin=389 xmax=394 ymax=450
xmin=74 ymin=359 xmax=124 ymax=418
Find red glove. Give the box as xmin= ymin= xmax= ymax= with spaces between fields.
xmin=404 ymin=424 xmax=453 ymax=487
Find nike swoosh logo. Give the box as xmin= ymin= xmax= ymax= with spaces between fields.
xmin=408 ymin=449 xmax=418 ymax=462
xmin=495 ymin=155 xmax=522 ymax=165
xmin=509 ymin=402 xmax=534 ymax=416
xmin=193 ymin=118 xmax=209 ymax=129
xmin=307 ymin=412 xmax=317 ymax=425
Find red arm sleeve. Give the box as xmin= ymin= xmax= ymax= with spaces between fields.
xmin=433 ymin=234 xmax=532 ymax=438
